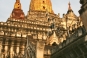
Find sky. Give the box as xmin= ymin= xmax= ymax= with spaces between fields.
xmin=0 ymin=0 xmax=81 ymax=22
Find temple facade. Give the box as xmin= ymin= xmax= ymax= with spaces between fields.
xmin=0 ymin=0 xmax=87 ymax=58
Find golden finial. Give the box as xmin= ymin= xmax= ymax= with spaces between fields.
xmin=16 ymin=0 xmax=20 ymax=2
xmin=14 ymin=0 xmax=21 ymax=9
xmin=10 ymin=0 xmax=25 ymax=19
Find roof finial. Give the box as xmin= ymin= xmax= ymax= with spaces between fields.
xmin=10 ymin=0 xmax=25 ymax=19
xmin=67 ymin=1 xmax=73 ymax=14
xmin=16 ymin=0 xmax=20 ymax=2
xmin=14 ymin=0 xmax=21 ymax=9
xmin=68 ymin=1 xmax=72 ymax=10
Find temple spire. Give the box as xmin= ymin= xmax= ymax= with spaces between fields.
xmin=16 ymin=0 xmax=20 ymax=2
xmin=29 ymin=0 xmax=54 ymax=13
xmin=67 ymin=1 xmax=73 ymax=14
xmin=10 ymin=0 xmax=25 ymax=19
xmin=14 ymin=0 xmax=21 ymax=9
xmin=68 ymin=2 xmax=72 ymax=11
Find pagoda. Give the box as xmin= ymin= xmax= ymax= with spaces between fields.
xmin=0 ymin=0 xmax=85 ymax=58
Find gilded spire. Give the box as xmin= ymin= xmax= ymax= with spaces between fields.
xmin=16 ymin=0 xmax=20 ymax=2
xmin=10 ymin=0 xmax=25 ymax=19
xmin=29 ymin=0 xmax=54 ymax=13
xmin=14 ymin=0 xmax=21 ymax=9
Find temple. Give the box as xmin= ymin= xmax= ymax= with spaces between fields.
xmin=0 ymin=0 xmax=87 ymax=58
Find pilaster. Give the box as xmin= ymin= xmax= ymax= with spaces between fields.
xmin=36 ymin=41 xmax=45 ymax=58
xmin=0 ymin=40 xmax=2 ymax=58
xmin=10 ymin=42 xmax=14 ymax=58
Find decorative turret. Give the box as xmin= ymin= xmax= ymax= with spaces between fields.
xmin=66 ymin=2 xmax=76 ymax=18
xmin=61 ymin=2 xmax=78 ymax=35
xmin=14 ymin=0 xmax=21 ymax=9
xmin=10 ymin=0 xmax=25 ymax=19
xmin=67 ymin=2 xmax=73 ymax=14
xmin=29 ymin=0 xmax=54 ymax=13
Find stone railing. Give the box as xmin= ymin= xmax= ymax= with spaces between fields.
xmin=0 ymin=31 xmax=27 ymax=38
xmin=0 ymin=22 xmax=51 ymax=33
xmin=7 ymin=18 xmax=50 ymax=26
